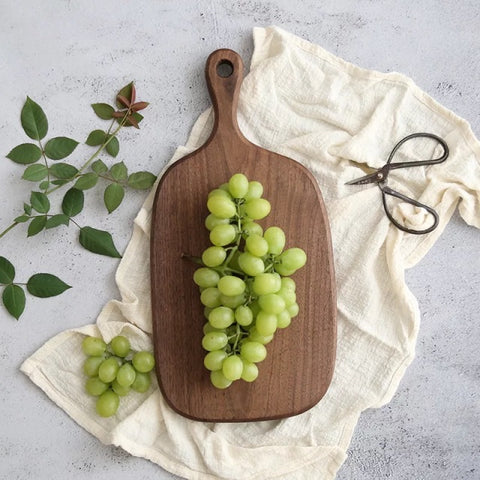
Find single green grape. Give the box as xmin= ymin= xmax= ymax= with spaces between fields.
xmin=218 ymin=182 xmax=230 ymax=192
xmin=204 ymin=307 xmax=212 ymax=320
xmin=245 ymin=234 xmax=269 ymax=257
xmin=247 ymin=327 xmax=274 ymax=345
xmin=240 ymin=341 xmax=267 ymax=363
xmin=244 ymin=198 xmax=271 ymax=220
xmin=131 ymin=371 xmax=151 ymax=393
xmin=208 ymin=306 xmax=235 ymax=329
xmin=204 ymin=350 xmax=227 ymax=371
xmin=263 ymin=226 xmax=286 ymax=255
xmin=96 ymin=390 xmax=120 ymax=417
xmin=281 ymin=277 xmax=296 ymax=292
xmin=210 ymin=370 xmax=232 ymax=389
xmin=208 ymin=188 xmax=232 ymax=199
xmin=85 ymin=377 xmax=109 ymax=396
xmin=98 ymin=357 xmax=120 ymax=383
xmin=249 ymin=300 xmax=261 ymax=318
xmin=210 ymin=224 xmax=237 ymax=246
xmin=207 ymin=195 xmax=236 ymax=219
xmin=200 ymin=287 xmax=222 ymax=308
xmin=276 ymin=310 xmax=292 ymax=329
xmin=238 ymin=252 xmax=265 ymax=276
xmin=277 ymin=287 xmax=296 ymax=306
xmin=112 ymin=379 xmax=131 ymax=396
xmin=201 ymin=246 xmax=227 ymax=267
xmin=202 ymin=322 xmax=226 ymax=335
xmin=205 ymin=214 xmax=230 ymax=231
xmin=132 ymin=351 xmax=155 ymax=373
xmin=252 ymin=273 xmax=281 ymax=295
xmin=116 ymin=363 xmax=136 ymax=387
xmin=82 ymin=336 xmax=107 ymax=356
xmin=234 ymin=305 xmax=253 ymax=326
xmin=255 ymin=310 xmax=278 ymax=336
xmin=202 ymin=331 xmax=228 ymax=351
xmin=228 ymin=173 xmax=249 ymax=198
xmin=274 ymin=263 xmax=296 ymax=276
xmin=217 ymin=275 xmax=246 ymax=296
xmin=244 ymin=181 xmax=263 ymax=200
xmin=219 ymin=293 xmax=245 ymax=309
xmin=287 ymin=302 xmax=299 ymax=318
xmin=278 ymin=248 xmax=307 ymax=271
xmin=258 ymin=293 xmax=286 ymax=314
xmin=222 ymin=355 xmax=243 ymax=381
xmin=240 ymin=359 xmax=259 ymax=382
xmin=83 ymin=356 xmax=104 ymax=377
xmin=110 ymin=335 xmax=130 ymax=357
xmin=242 ymin=221 xmax=263 ymax=237
xmin=193 ymin=267 xmax=220 ymax=288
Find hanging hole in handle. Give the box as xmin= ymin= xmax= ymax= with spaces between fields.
xmin=216 ymin=60 xmax=234 ymax=78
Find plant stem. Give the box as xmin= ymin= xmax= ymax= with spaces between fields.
xmin=38 ymin=139 xmax=50 ymax=192
xmin=0 ymin=222 xmax=19 ymax=239
xmin=0 ymin=114 xmax=128 ymax=240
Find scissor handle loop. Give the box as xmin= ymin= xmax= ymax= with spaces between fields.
xmin=380 ymin=185 xmax=439 ymax=235
xmin=386 ymin=132 xmax=449 ymax=170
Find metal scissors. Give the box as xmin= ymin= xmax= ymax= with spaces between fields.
xmin=345 ymin=132 xmax=449 ymax=235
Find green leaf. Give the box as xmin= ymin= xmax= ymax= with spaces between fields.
xmin=51 ymin=179 xmax=69 ymax=186
xmin=62 ymin=188 xmax=84 ymax=217
xmin=74 ymin=172 xmax=98 ymax=190
xmin=39 ymin=180 xmax=50 ymax=190
xmin=44 ymin=137 xmax=79 ymax=160
xmin=91 ymin=159 xmax=108 ymax=174
xmin=27 ymin=215 xmax=47 ymax=236
xmin=128 ymin=171 xmax=157 ymax=190
xmin=24 ymin=203 xmax=32 ymax=215
xmin=14 ymin=215 xmax=30 ymax=223
xmin=22 ymin=164 xmax=48 ymax=182
xmin=86 ymin=130 xmax=106 ymax=146
xmin=104 ymin=183 xmax=125 ymax=213
xmin=45 ymin=214 xmax=70 ymax=229
xmin=91 ymin=103 xmax=115 ymax=120
xmin=6 ymin=143 xmax=42 ymax=164
xmin=27 ymin=273 xmax=71 ymax=298
xmin=110 ymin=161 xmax=128 ymax=181
xmin=49 ymin=162 xmax=78 ymax=179
xmin=79 ymin=226 xmax=122 ymax=258
xmin=2 ymin=284 xmax=26 ymax=319
xmin=21 ymin=97 xmax=48 ymax=140
xmin=105 ymin=136 xmax=119 ymax=157
xmin=116 ymin=82 xmax=134 ymax=108
xmin=0 ymin=257 xmax=15 ymax=284
xmin=30 ymin=191 xmax=50 ymax=213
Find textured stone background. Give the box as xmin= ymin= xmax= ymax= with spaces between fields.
xmin=1 ymin=1 xmax=479 ymax=479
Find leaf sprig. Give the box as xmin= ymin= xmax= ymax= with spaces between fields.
xmin=1 ymin=82 xmax=157 ymax=319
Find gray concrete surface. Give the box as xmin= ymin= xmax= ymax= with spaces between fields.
xmin=1 ymin=1 xmax=479 ymax=479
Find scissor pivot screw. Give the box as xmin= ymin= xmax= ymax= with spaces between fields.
xmin=377 ymin=172 xmax=384 ymax=180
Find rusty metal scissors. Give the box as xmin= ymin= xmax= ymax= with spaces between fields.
xmin=345 ymin=132 xmax=449 ymax=235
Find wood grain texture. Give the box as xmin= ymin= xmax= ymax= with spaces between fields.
xmin=150 ymin=49 xmax=336 ymax=422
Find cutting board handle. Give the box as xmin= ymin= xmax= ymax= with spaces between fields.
xmin=205 ymin=49 xmax=244 ymax=139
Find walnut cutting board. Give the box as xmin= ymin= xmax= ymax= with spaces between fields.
xmin=150 ymin=49 xmax=336 ymax=422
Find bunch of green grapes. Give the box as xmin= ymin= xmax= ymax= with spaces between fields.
xmin=194 ymin=173 xmax=307 ymax=389
xmin=81 ymin=335 xmax=155 ymax=417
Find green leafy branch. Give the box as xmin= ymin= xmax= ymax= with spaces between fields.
xmin=1 ymin=82 xmax=157 ymax=319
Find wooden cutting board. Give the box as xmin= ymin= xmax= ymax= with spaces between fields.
xmin=150 ymin=49 xmax=336 ymax=422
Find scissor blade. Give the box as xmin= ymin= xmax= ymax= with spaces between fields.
xmin=345 ymin=171 xmax=381 ymax=185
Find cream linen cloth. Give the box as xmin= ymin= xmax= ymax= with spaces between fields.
xmin=21 ymin=26 xmax=480 ymax=480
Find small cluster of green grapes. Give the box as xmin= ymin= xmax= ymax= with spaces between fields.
xmin=194 ymin=173 xmax=307 ymax=389
xmin=81 ymin=335 xmax=155 ymax=417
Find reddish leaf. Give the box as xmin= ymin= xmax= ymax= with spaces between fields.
xmin=116 ymin=95 xmax=131 ymax=108
xmin=130 ymin=84 xmax=136 ymax=104
xmin=126 ymin=114 xmax=140 ymax=129
xmin=112 ymin=111 xmax=126 ymax=118
xmin=131 ymin=101 xmax=149 ymax=112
